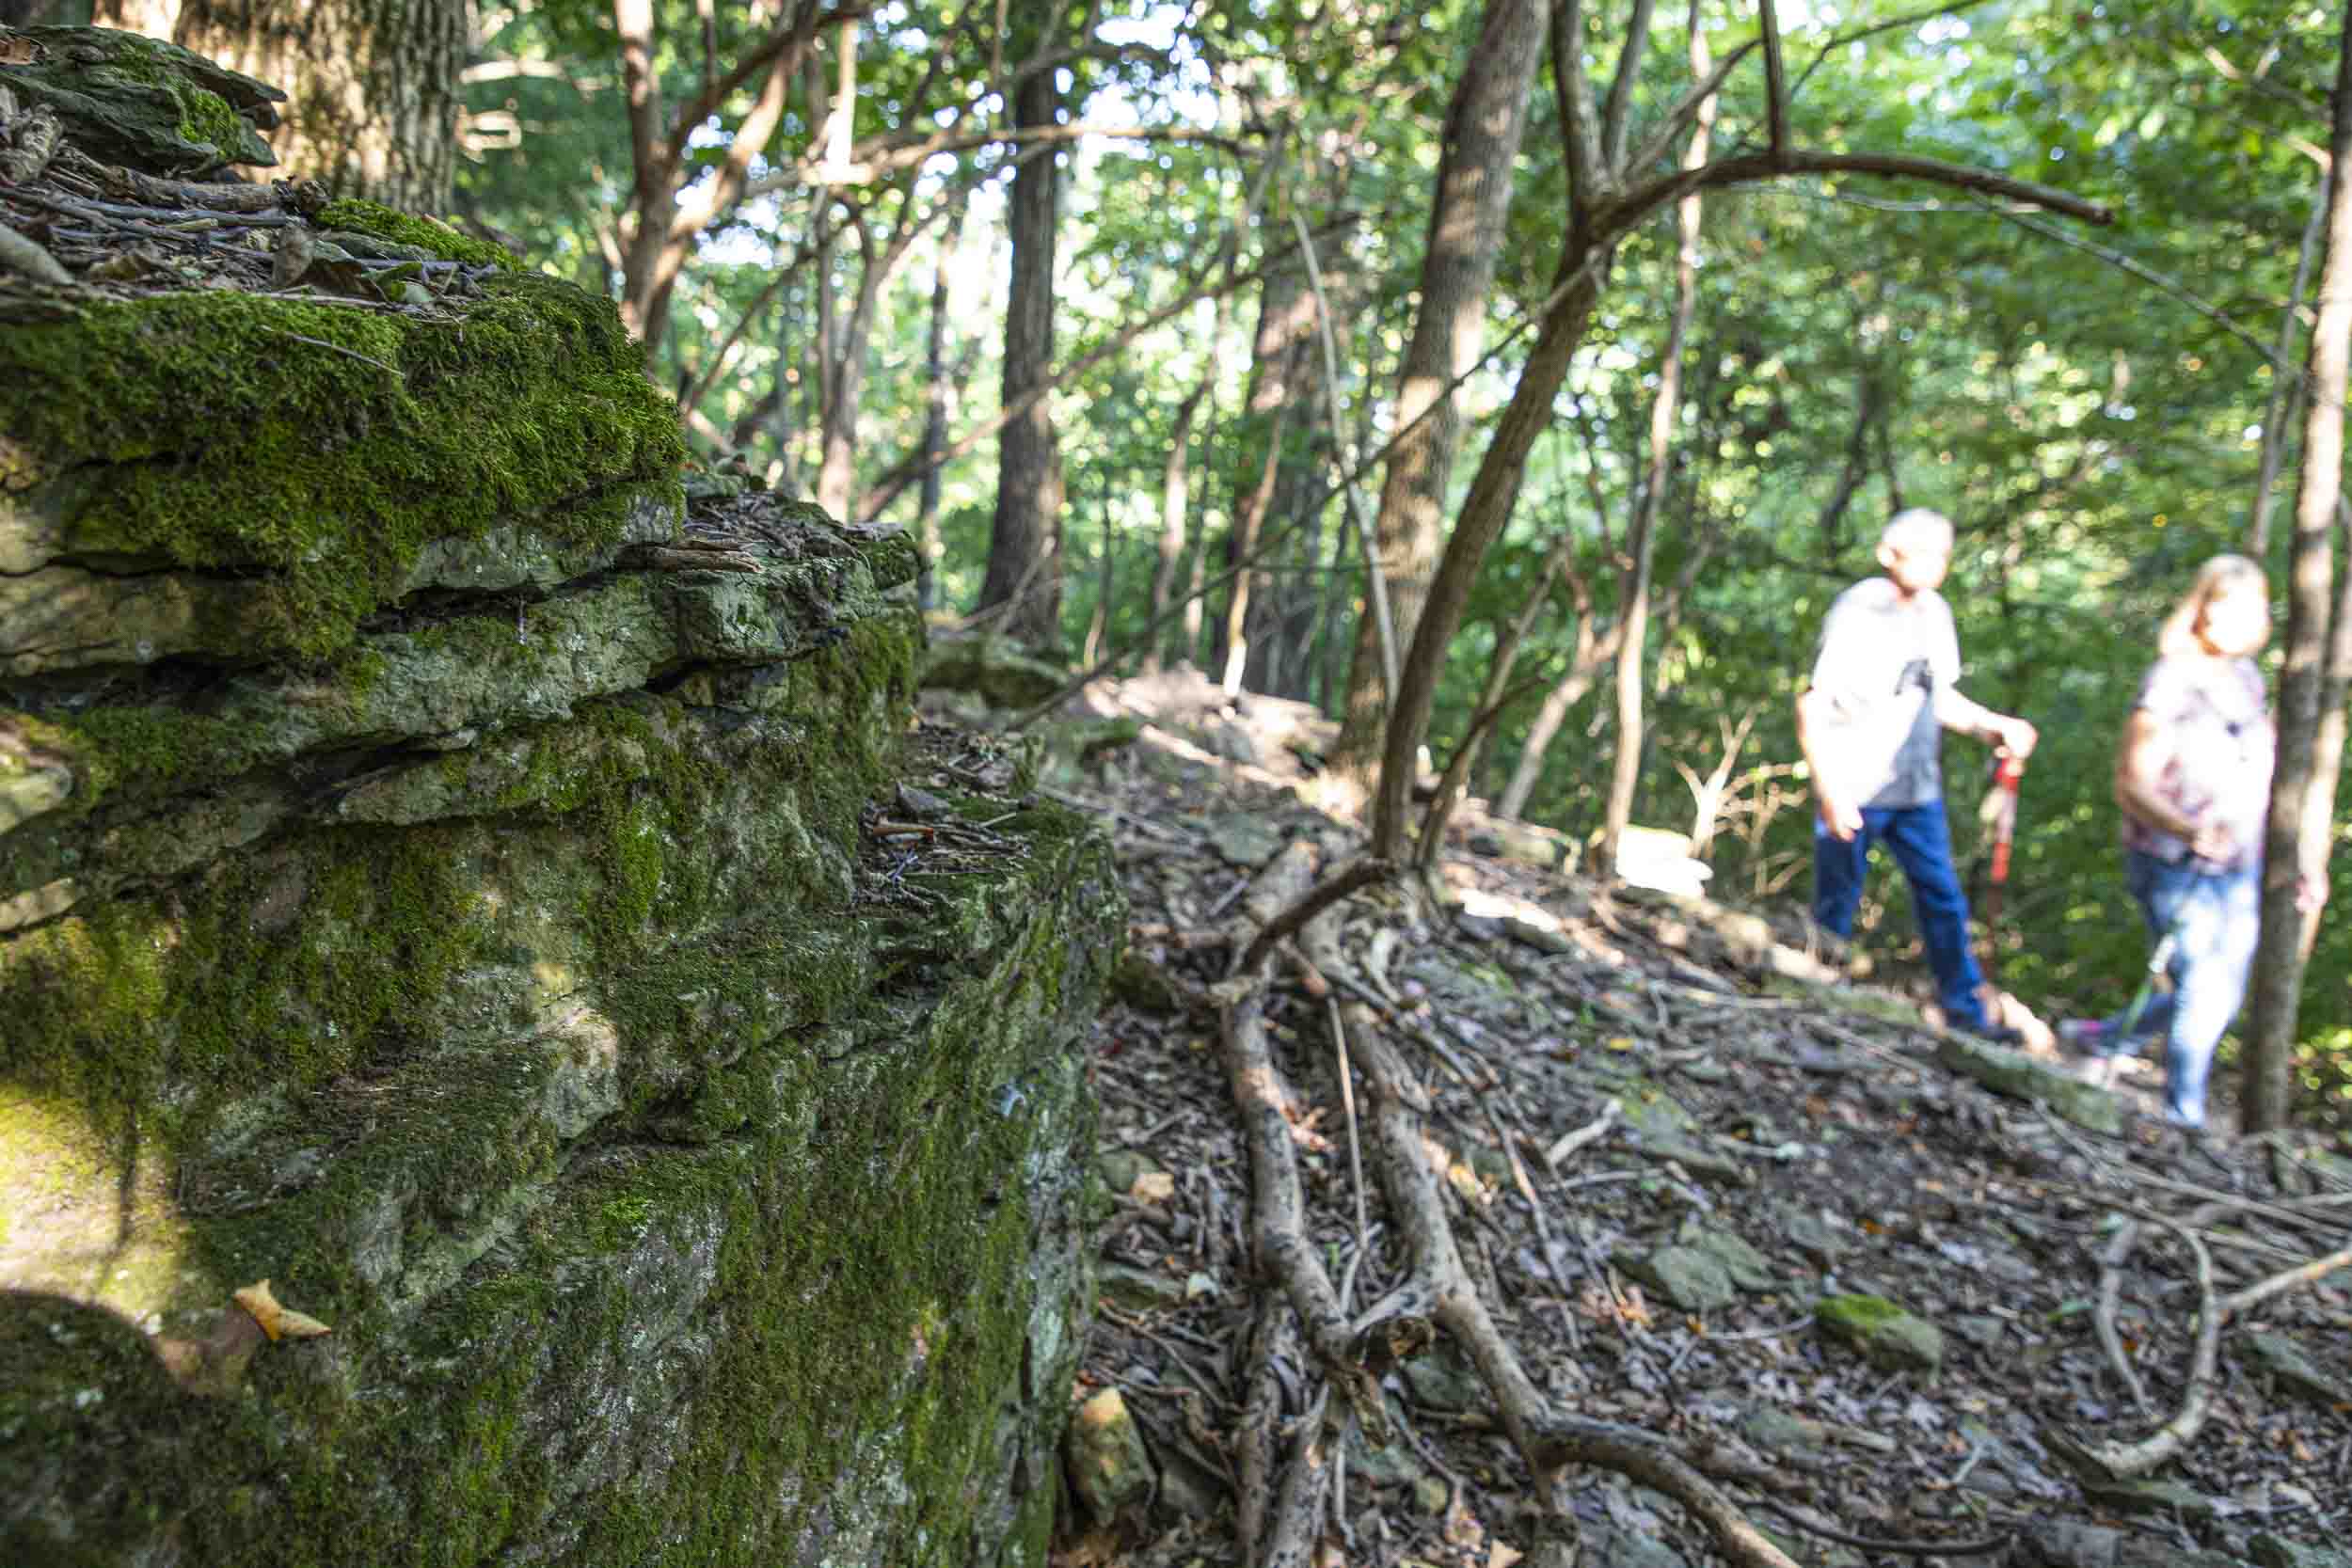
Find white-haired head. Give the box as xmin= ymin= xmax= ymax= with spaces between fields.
xmin=1881 ymin=508 xmax=1954 ymax=555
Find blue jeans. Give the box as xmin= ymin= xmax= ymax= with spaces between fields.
xmin=1813 ymin=802 xmax=1990 ymax=1032
xmin=2092 ymin=848 xmax=2261 ymax=1129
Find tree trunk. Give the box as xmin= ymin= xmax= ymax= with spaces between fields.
xmin=614 ymin=0 xmax=818 ymax=361
xmin=1495 ymin=590 xmax=1618 ymax=821
xmin=915 ymin=207 xmax=965 ymax=614
xmin=1145 ymin=385 xmax=1208 ymax=673
xmin=1416 ymin=534 xmax=1572 ymax=865
xmin=1218 ymin=267 xmax=1318 ymax=693
xmin=112 ymin=0 xmax=464 ymax=212
xmin=2249 ymin=172 xmax=2331 ymax=558
xmin=91 ymin=0 xmax=183 ymax=37
xmin=1373 ymin=237 xmax=1612 ymax=855
xmin=1600 ymin=20 xmax=1713 ymax=867
xmin=2243 ymin=10 xmax=2352 ymax=1132
xmin=1329 ymin=0 xmax=1547 ymax=779
xmin=1220 ymin=403 xmax=1290 ymax=692
xmin=1082 ymin=474 xmax=1115 ymax=668
xmin=977 ymin=63 xmax=1068 ymax=649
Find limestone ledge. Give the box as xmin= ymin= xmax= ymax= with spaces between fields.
xmin=0 ymin=512 xmax=921 ymax=922
xmin=0 ymin=481 xmax=682 ymax=679
xmin=1 ymin=802 xmax=1116 ymax=1567
xmin=0 ymin=277 xmax=688 ymax=662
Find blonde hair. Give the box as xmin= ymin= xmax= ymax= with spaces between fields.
xmin=2157 ymin=553 xmax=2269 ymax=657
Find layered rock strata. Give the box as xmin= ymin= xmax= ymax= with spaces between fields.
xmin=0 ymin=76 xmax=1112 ymax=1555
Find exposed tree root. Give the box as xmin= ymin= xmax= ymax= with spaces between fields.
xmin=2046 ymin=1216 xmax=2220 ymax=1481
xmin=2223 ymin=1241 xmax=2352 ymax=1317
xmin=2093 ymin=1218 xmax=2158 ymax=1418
xmin=1206 ymin=846 xmax=1808 ymax=1568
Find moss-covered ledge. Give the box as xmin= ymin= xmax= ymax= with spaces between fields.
xmin=0 ymin=276 xmax=687 ymax=661
xmin=0 ymin=803 xmax=1117 ymax=1567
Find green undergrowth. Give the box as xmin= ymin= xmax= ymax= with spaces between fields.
xmin=0 ymin=277 xmax=683 ymax=657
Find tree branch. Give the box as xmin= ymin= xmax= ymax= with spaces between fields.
xmin=1629 ymin=147 xmax=2113 ymax=228
xmin=669 ymin=0 xmax=864 ymax=166
xmin=1621 ymin=33 xmax=1761 ymax=176
xmin=1601 ymin=0 xmax=1660 ymax=172
xmin=749 ymin=119 xmax=1253 ymax=196
xmin=1757 ymin=0 xmax=1788 ymax=159
xmin=1551 ymin=0 xmax=1608 ymax=202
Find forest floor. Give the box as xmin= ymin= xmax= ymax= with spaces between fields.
xmin=957 ymin=662 xmax=2352 ymax=1568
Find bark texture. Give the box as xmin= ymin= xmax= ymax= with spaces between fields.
xmin=977 ymin=64 xmax=1068 ymax=648
xmin=172 ymin=0 xmax=466 ymax=212
xmin=1217 ymin=265 xmax=1319 ymax=692
xmin=2242 ymin=10 xmax=2352 ymax=1132
xmin=1600 ymin=19 xmax=1714 ymax=863
xmin=1330 ymin=0 xmax=1547 ymax=776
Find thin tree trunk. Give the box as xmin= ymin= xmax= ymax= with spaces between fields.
xmin=1495 ymin=594 xmax=1619 ymax=821
xmin=1082 ymin=479 xmax=1114 ymax=668
xmin=614 ymin=0 xmax=821 ymax=359
xmin=977 ymin=56 xmax=1068 ymax=648
xmin=1416 ymin=532 xmax=1573 ymax=866
xmin=1145 ymin=385 xmax=1208 ymax=673
xmin=915 ymin=206 xmax=966 ymax=613
xmin=1219 ymin=268 xmax=1318 ymax=693
xmin=92 ymin=0 xmax=184 ymax=42
xmin=1222 ymin=403 xmax=1291 ymax=692
xmin=2249 ymin=172 xmax=2332 ymax=558
xmin=2243 ymin=10 xmax=2352 ymax=1132
xmin=1599 ymin=17 xmax=1713 ymax=867
xmin=162 ymin=0 xmax=464 ymax=212
xmin=1330 ymin=0 xmax=1548 ymax=780
xmin=815 ymin=225 xmax=870 ymax=519
xmin=1367 ymin=157 xmax=1614 ymax=853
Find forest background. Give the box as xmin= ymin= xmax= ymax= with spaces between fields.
xmin=26 ymin=0 xmax=2352 ymax=1123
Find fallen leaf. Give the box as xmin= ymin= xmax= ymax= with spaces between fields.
xmin=1130 ymin=1171 xmax=1176 ymax=1202
xmin=1488 ymin=1544 xmax=1525 ymax=1568
xmin=232 ymin=1279 xmax=333 ymax=1342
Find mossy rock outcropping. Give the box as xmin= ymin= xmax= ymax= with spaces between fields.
xmin=1 ymin=80 xmax=1115 ymax=1558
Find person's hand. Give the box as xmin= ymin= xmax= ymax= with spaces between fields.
xmin=2296 ymin=870 xmax=2328 ymax=914
xmin=2185 ymin=817 xmax=2236 ymax=863
xmin=1817 ymin=787 xmax=1863 ymax=842
xmin=1992 ymin=715 xmax=2039 ymax=761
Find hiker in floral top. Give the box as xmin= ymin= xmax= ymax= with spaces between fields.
xmin=2059 ymin=554 xmax=2325 ymax=1130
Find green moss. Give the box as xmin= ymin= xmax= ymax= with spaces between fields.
xmin=315 ymin=199 xmax=522 ymax=271
xmin=171 ymin=83 xmax=247 ymax=160
xmin=14 ymin=706 xmax=271 ymax=823
xmin=0 ymin=278 xmax=684 ymax=657
xmin=1815 ymin=1293 xmax=1904 ymax=1330
xmin=0 ymin=805 xmax=1117 ymax=1566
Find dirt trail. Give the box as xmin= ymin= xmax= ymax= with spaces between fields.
xmin=964 ymin=666 xmax=2352 ymax=1568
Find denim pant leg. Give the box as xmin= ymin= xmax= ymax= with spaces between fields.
xmin=1812 ymin=812 xmax=1878 ymax=939
xmin=1878 ymin=803 xmax=1990 ymax=1029
xmin=2133 ymin=856 xmax=2262 ymax=1129
xmin=2101 ymin=851 xmax=2182 ymax=1050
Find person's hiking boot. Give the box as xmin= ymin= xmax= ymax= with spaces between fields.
xmin=1957 ymin=1018 xmax=2024 ymax=1047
